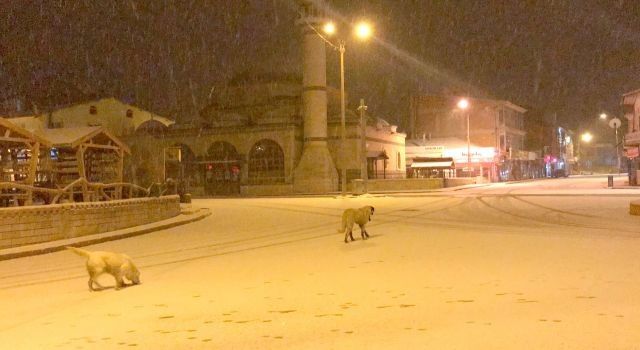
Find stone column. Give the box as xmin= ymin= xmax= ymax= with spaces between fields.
xmin=293 ymin=0 xmax=338 ymax=193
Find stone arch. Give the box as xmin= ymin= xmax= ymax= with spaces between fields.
xmin=248 ymin=139 xmax=284 ymax=184
xmin=135 ymin=120 xmax=168 ymax=136
xmin=203 ymin=141 xmax=241 ymax=195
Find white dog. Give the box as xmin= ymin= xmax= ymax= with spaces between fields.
xmin=67 ymin=246 xmax=140 ymax=291
xmin=338 ymin=205 xmax=375 ymax=243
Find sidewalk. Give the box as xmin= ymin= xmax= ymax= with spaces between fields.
xmin=0 ymin=205 xmax=211 ymax=261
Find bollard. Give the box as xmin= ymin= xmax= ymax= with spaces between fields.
xmin=608 ymin=175 xmax=613 ymax=188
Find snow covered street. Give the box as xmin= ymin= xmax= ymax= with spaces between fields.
xmin=1 ymin=176 xmax=639 ymax=349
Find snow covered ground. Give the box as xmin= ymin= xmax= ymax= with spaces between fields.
xmin=1 ymin=175 xmax=639 ymax=349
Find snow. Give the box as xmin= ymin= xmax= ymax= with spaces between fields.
xmin=0 ymin=176 xmax=639 ymax=348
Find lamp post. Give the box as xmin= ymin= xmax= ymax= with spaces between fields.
xmin=600 ymin=112 xmax=622 ymax=174
xmin=457 ymin=98 xmax=471 ymax=176
xmin=321 ymin=21 xmax=372 ymax=195
xmin=357 ymin=98 xmax=368 ymax=193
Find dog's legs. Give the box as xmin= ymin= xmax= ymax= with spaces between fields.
xmin=114 ymin=274 xmax=125 ymax=290
xmin=359 ymin=224 xmax=369 ymax=240
xmin=87 ymin=267 xmax=106 ymax=291
xmin=88 ymin=275 xmax=105 ymax=291
xmin=344 ymin=227 xmax=350 ymax=243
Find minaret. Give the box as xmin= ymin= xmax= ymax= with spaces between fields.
xmin=293 ymin=0 xmax=339 ymax=193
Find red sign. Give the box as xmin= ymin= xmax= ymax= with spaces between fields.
xmin=625 ymin=147 xmax=639 ymax=159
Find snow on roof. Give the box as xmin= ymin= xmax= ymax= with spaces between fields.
xmin=36 ymin=126 xmax=130 ymax=153
xmin=53 ymin=97 xmax=175 ymax=129
xmin=37 ymin=126 xmax=102 ymax=146
xmin=0 ymin=117 xmax=52 ymax=147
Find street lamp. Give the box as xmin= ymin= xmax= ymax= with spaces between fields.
xmin=599 ymin=112 xmax=622 ymax=173
xmin=322 ymin=21 xmax=372 ymax=195
xmin=457 ymin=98 xmax=471 ymax=176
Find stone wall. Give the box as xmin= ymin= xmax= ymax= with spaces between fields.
xmin=353 ymin=178 xmax=443 ymax=193
xmin=444 ymin=177 xmax=484 ymax=187
xmin=0 ymin=196 xmax=180 ymax=249
xmin=240 ymin=184 xmax=294 ymax=196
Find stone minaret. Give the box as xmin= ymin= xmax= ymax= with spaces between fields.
xmin=293 ymin=0 xmax=339 ymax=193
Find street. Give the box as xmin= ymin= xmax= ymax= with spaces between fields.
xmin=1 ymin=175 xmax=639 ymax=349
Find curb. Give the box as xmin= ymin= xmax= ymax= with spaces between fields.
xmin=0 ymin=208 xmax=211 ymax=261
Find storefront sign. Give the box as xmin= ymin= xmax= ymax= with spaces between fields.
xmin=625 ymin=147 xmax=639 ymax=159
xmin=444 ymin=147 xmax=497 ymax=164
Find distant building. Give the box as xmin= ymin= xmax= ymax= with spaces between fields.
xmin=525 ymin=113 xmax=574 ymax=177
xmin=408 ymin=95 xmax=534 ymax=181
xmin=622 ymin=88 xmax=640 ymax=184
xmin=3 ymin=97 xmax=174 ymax=138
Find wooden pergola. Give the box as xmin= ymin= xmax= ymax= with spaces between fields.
xmin=38 ymin=127 xmax=131 ymax=200
xmin=0 ymin=117 xmax=53 ymax=205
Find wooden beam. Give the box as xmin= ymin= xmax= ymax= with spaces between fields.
xmin=117 ymin=148 xmax=124 ymax=183
xmin=81 ymin=143 xmax=120 ymax=151
xmin=0 ymin=136 xmax=32 ymax=144
xmin=25 ymin=142 xmax=40 ymax=206
xmin=3 ymin=129 xmax=10 ymax=137
xmin=76 ymin=145 xmax=88 ymax=201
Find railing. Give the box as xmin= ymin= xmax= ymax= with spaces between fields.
xmin=0 ymin=179 xmax=152 ymax=207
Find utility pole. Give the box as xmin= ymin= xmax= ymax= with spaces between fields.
xmin=339 ymin=41 xmax=347 ymax=195
xmin=357 ymin=99 xmax=368 ymax=193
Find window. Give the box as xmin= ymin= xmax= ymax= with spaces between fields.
xmin=397 ymin=152 xmax=402 ymax=169
xmin=89 ymin=105 xmax=97 ymax=114
xmin=126 ymin=109 xmax=133 ymax=118
xmin=248 ymin=139 xmax=285 ymax=184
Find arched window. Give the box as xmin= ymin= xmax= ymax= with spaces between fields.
xmin=207 ymin=141 xmax=239 ymax=161
xmin=248 ymin=139 xmax=284 ymax=184
xmin=135 ymin=120 xmax=167 ymax=137
xmin=204 ymin=141 xmax=241 ymax=195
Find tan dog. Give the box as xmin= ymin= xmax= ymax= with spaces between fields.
xmin=67 ymin=246 xmax=140 ymax=291
xmin=338 ymin=205 xmax=375 ymax=243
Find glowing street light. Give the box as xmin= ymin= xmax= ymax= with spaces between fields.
xmin=355 ymin=22 xmax=372 ymax=40
xmin=599 ymin=113 xmax=608 ymax=120
xmin=457 ymin=98 xmax=471 ymax=176
xmin=320 ymin=20 xmax=373 ymax=195
xmin=323 ymin=22 xmax=336 ymax=35
xmin=581 ymin=132 xmax=593 ymax=143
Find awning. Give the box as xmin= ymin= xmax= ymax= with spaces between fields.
xmin=367 ymin=150 xmax=389 ymax=160
xmin=411 ymin=160 xmax=454 ymax=169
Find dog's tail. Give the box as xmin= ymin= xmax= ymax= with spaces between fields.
xmin=66 ymin=246 xmax=91 ymax=257
xmin=337 ymin=217 xmax=346 ymax=233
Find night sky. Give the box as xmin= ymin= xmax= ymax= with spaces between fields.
xmin=1 ymin=0 xmax=639 ymax=133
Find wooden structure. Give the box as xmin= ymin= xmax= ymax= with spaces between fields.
xmin=38 ymin=127 xmax=131 ymax=201
xmin=0 ymin=118 xmax=53 ymax=206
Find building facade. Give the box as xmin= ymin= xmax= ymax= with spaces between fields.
xmin=622 ymin=88 xmax=640 ymax=184
xmin=408 ymin=95 xmax=531 ymax=181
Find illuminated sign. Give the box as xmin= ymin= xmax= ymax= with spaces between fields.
xmin=444 ymin=147 xmax=497 ymax=164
